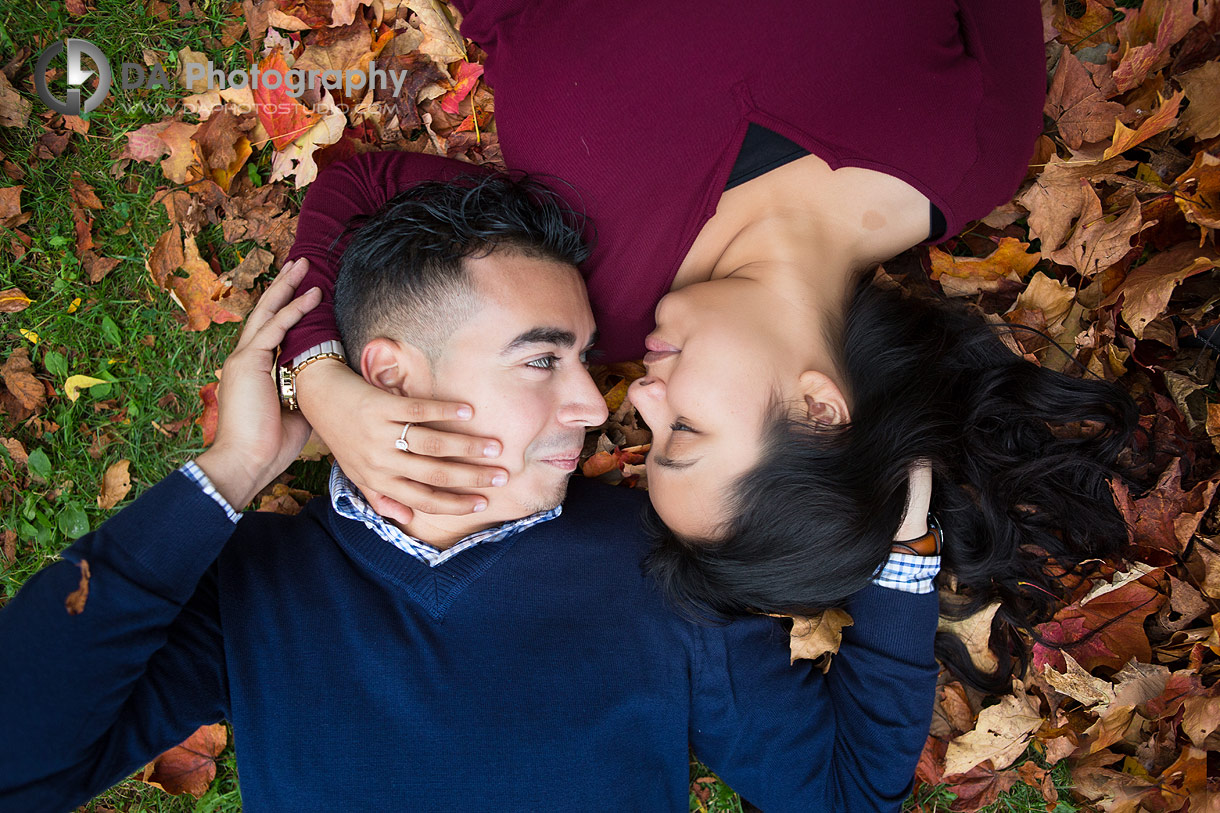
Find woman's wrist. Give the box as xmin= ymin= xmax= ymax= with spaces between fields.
xmin=295 ymin=356 xmax=358 ymax=420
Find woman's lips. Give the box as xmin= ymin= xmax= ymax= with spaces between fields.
xmin=644 ymin=335 xmax=680 ymax=353
xmin=643 ymin=349 xmax=678 ymax=365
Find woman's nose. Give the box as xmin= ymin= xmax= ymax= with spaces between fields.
xmin=627 ymin=374 xmax=664 ymax=408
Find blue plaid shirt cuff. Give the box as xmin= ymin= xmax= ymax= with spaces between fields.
xmin=870 ymin=552 xmax=940 ymax=594
xmin=179 ymin=461 xmax=242 ymax=525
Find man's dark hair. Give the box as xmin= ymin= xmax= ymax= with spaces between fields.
xmin=334 ymin=171 xmax=591 ymax=368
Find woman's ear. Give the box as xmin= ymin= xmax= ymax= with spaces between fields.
xmin=360 ymin=338 xmax=434 ymax=398
xmin=798 ymin=369 xmax=850 ymax=426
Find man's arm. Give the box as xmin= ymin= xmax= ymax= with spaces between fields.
xmin=0 ymin=261 xmax=321 ymax=809
xmin=0 ymin=471 xmax=235 ymax=810
xmin=689 ymin=586 xmax=939 ymax=812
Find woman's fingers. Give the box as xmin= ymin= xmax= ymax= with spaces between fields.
xmin=381 ymin=478 xmax=492 ymax=516
xmin=396 ymin=424 xmax=502 ymax=460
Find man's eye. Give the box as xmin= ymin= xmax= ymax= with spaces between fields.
xmin=526 ymin=355 xmax=559 ymax=370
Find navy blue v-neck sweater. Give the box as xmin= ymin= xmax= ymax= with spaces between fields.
xmin=0 ymin=472 xmax=938 ymax=811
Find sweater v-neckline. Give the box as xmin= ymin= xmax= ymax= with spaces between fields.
xmin=324 ymin=505 xmax=524 ymax=619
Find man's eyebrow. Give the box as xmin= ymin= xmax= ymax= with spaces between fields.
xmin=500 ymin=328 xmax=600 ymax=356
xmin=651 ymin=453 xmax=701 ymax=470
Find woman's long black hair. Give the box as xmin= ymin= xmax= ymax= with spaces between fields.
xmin=643 ymin=277 xmax=1137 ymax=693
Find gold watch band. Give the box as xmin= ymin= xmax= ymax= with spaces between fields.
xmin=278 ymin=352 xmax=345 ymax=411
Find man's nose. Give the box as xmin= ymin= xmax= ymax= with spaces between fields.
xmin=559 ymin=368 xmax=611 ymax=427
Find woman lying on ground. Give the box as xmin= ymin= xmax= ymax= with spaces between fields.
xmin=277 ymin=0 xmax=1138 ymax=690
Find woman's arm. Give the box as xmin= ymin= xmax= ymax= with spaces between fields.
xmin=282 ymin=152 xmax=510 ymax=523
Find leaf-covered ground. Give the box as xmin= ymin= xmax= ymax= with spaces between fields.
xmin=1 ymin=0 xmax=1219 ymax=811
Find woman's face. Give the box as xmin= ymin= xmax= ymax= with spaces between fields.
xmin=627 ymin=277 xmax=831 ymax=539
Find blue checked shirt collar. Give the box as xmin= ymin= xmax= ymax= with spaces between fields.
xmin=328 ymin=464 xmax=561 ymax=567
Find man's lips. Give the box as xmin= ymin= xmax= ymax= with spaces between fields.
xmin=539 ymin=450 xmax=583 ymax=470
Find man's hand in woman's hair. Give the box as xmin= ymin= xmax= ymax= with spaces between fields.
xmin=293 ymin=357 xmax=509 ymax=525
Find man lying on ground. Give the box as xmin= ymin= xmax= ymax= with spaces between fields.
xmin=0 ymin=171 xmax=939 ymax=812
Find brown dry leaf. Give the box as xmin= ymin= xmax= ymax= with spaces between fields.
xmin=69 ymin=174 xmax=103 ymax=210
xmin=97 ymin=459 xmax=132 ymax=510
xmin=1181 ymin=691 xmax=1220 ymax=748
xmin=170 ymin=236 xmax=256 ymax=331
xmin=147 ymin=226 xmax=185 ymax=290
xmin=1111 ymin=0 xmax=1199 ymax=92
xmin=1045 ymin=51 xmax=1125 ymax=149
xmin=943 ymin=761 xmax=1019 ymax=811
xmin=1177 ymin=60 xmax=1220 ymax=140
xmin=0 ymin=72 xmax=31 ymax=129
xmin=943 ymin=681 xmax=1044 ymax=776
xmin=1070 ymin=751 xmax=1157 ymax=812
xmin=1046 ymin=187 xmax=1145 ymax=276
xmin=1 ymin=348 xmax=45 ymax=412
xmin=938 ymin=602 xmax=1000 ymax=674
xmin=121 ymin=121 xmax=173 ymax=163
xmin=1102 ymin=90 xmax=1185 ymax=160
xmin=784 ymin=608 xmax=853 ymax=668
xmin=1174 ymin=151 xmax=1220 ymax=236
xmin=141 ymin=723 xmax=227 ymax=798
xmin=226 ymin=247 xmax=275 ymax=290
xmin=0 ymin=287 xmax=31 ymax=313
xmin=1052 ymin=0 xmax=1119 ymax=51
xmin=1034 ymin=579 xmax=1165 ymax=673
xmin=0 ymin=184 xmax=21 ymax=222
xmin=929 ymin=237 xmax=1039 ymax=297
xmin=406 ymin=0 xmax=466 ymax=63
xmin=1100 ymin=243 xmax=1218 ymax=338
xmin=1208 ymin=403 xmax=1220 ymax=454
xmin=176 ymin=47 xmax=211 ymax=93
xmin=65 ymin=559 xmax=90 ymax=615
xmin=1041 ymin=651 xmax=1116 ymax=708
xmin=1 ymin=529 xmax=16 ymax=567
xmin=158 ymin=121 xmax=204 ymax=185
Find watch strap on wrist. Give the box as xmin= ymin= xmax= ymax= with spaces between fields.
xmin=278 ymin=340 xmax=347 ymax=411
xmin=890 ymin=512 xmax=942 ymax=557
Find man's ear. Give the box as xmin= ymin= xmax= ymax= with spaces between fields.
xmin=360 ymin=338 xmax=434 ymax=398
xmin=797 ymin=369 xmax=850 ymax=426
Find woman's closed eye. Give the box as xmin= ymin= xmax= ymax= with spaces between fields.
xmin=669 ymin=420 xmax=696 ymax=433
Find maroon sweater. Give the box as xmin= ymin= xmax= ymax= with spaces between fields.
xmin=284 ymin=0 xmax=1045 ymax=364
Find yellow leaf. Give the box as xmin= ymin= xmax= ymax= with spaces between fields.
xmin=67 ymin=297 xmax=81 ymax=313
xmin=64 ymin=374 xmax=109 ymax=402
xmin=19 ymin=329 xmax=38 ymax=344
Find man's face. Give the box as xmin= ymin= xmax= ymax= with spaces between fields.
xmin=424 ymin=251 xmax=607 ymax=518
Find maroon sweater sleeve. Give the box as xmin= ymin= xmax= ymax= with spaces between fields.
xmin=281 ymin=151 xmax=490 ymax=364
xmin=936 ymin=0 xmax=1045 ymax=239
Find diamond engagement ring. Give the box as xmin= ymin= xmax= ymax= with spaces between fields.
xmin=395 ymin=422 xmax=413 ymax=452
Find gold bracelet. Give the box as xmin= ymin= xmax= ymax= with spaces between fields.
xmin=279 ymin=352 xmax=346 ymax=411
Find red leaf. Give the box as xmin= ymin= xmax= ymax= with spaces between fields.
xmin=195 ymin=381 xmax=219 ymax=447
xmin=252 ymin=50 xmax=322 ymax=150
